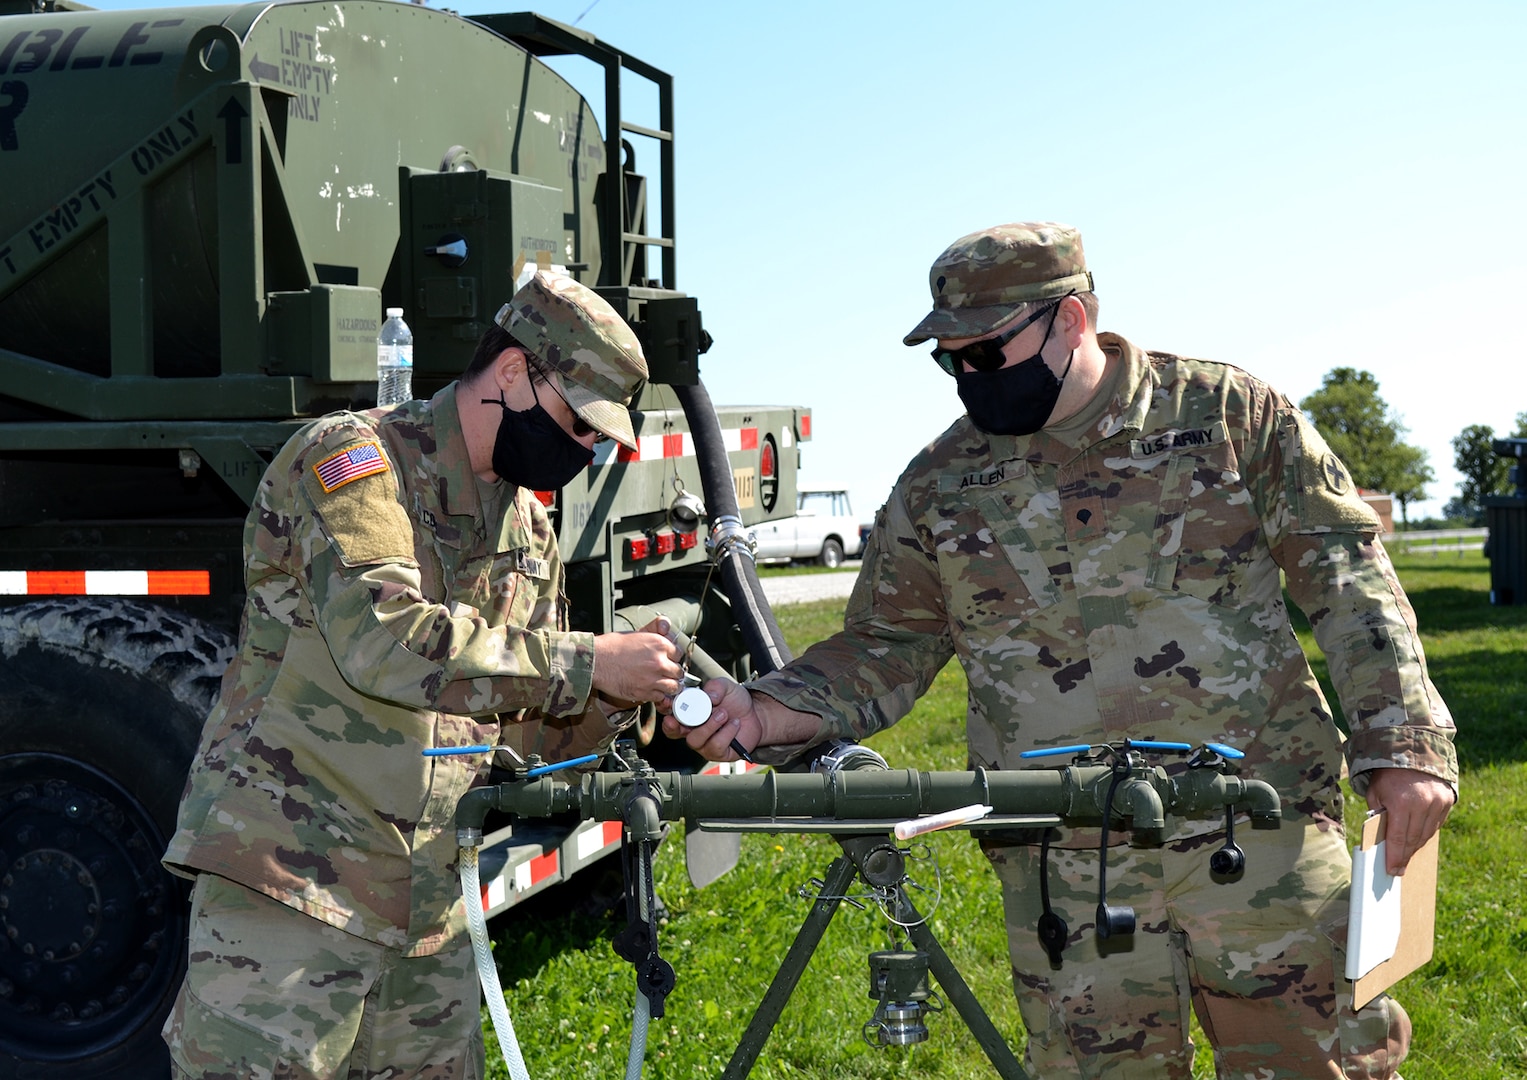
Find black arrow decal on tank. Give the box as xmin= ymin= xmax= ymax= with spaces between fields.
xmin=217 ymin=98 xmax=247 ymax=166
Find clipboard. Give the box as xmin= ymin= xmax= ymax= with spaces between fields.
xmin=1346 ymin=810 xmax=1439 ymax=1010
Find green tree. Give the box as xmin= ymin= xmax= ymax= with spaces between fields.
xmin=1299 ymin=368 xmax=1430 ymax=507
xmin=1452 ymin=423 xmax=1509 ymax=523
xmin=1388 ymin=443 xmax=1434 ymax=529
xmin=1450 ymin=413 xmax=1527 ymax=523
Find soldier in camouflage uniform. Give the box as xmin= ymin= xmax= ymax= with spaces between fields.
xmin=665 ymin=224 xmax=1457 ymax=1078
xmin=162 ymin=271 xmax=684 ymax=1079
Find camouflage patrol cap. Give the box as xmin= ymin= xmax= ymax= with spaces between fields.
xmin=496 ymin=270 xmax=647 ymax=451
xmin=903 ymin=222 xmax=1094 ymax=346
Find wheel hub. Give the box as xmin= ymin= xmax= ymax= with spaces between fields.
xmin=1 ymin=846 xmax=102 ymax=963
xmin=0 ymin=755 xmax=181 ymax=1059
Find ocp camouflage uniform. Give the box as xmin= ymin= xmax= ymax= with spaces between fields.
xmin=162 ymin=384 xmax=629 ymax=1079
xmin=751 ymin=332 xmax=1456 ymax=1078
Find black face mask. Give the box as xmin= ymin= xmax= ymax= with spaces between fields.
xmin=953 ymin=306 xmax=1072 ymax=436
xmin=482 ymin=381 xmax=594 ymax=490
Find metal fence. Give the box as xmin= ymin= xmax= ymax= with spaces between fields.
xmin=1384 ymin=528 xmax=1488 ymax=557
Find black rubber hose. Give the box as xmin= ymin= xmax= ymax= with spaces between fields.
xmin=673 ymin=380 xmax=793 ymax=675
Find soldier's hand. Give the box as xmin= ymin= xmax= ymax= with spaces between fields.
xmin=660 ymin=677 xmax=761 ymax=762
xmin=592 ymin=623 xmax=682 ymax=704
xmin=1363 ymin=767 xmax=1456 ymax=876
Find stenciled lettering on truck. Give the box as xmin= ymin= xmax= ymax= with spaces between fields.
xmin=0 ymin=19 xmax=185 ymax=153
xmin=246 ymin=25 xmax=334 ymax=123
xmin=0 ymin=104 xmax=205 ymax=290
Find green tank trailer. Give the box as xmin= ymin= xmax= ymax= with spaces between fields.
xmin=1485 ymin=437 xmax=1527 ymax=604
xmin=0 ymin=3 xmax=807 ymax=1073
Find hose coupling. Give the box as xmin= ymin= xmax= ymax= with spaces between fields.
xmin=707 ymin=514 xmax=756 ymax=561
xmin=810 ymin=739 xmax=889 ymax=775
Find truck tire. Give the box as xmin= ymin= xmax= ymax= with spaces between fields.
xmin=0 ymin=599 xmax=233 ymax=1080
xmin=817 ymin=538 xmax=845 ymax=569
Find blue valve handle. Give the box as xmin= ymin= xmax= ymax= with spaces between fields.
xmin=1020 ymin=740 xmax=1198 ymax=759
xmin=1019 ymin=744 xmax=1093 ymax=759
xmin=422 ymin=744 xmax=495 ymax=757
xmin=524 ymin=754 xmax=600 ymax=778
xmin=421 ymin=746 xmax=600 ymax=778
xmin=1204 ymin=742 xmax=1245 ymax=759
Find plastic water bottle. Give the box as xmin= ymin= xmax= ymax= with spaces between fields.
xmin=376 ymin=307 xmax=414 ymax=406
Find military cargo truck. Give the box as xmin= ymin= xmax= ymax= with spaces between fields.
xmin=0 ymin=3 xmax=805 ymax=1074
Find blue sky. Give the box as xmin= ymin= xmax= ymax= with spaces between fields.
xmin=84 ymin=0 xmax=1527 ymax=522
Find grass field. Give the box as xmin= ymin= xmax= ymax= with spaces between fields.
xmin=482 ymin=551 xmax=1526 ymax=1079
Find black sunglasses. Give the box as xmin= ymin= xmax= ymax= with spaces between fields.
xmin=525 ymin=353 xmax=609 ymax=443
xmin=930 ymin=299 xmax=1060 ymax=376
xmin=555 ymin=392 xmax=608 ymax=443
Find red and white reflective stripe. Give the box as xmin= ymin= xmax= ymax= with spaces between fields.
xmin=721 ymin=427 xmax=758 ymax=453
xmin=0 ymin=570 xmax=211 ymax=596
xmin=575 ymin=819 xmax=623 ymax=863
xmin=598 ymin=427 xmax=762 ymax=465
xmin=510 ymin=850 xmax=559 ymax=899
xmin=481 ymin=873 xmax=504 ymax=912
xmin=478 ymin=767 xmax=759 ymax=911
xmin=614 ymin=431 xmax=692 ymax=464
xmin=482 ymin=848 xmax=560 ymax=910
xmin=700 ymin=759 xmax=761 ymax=776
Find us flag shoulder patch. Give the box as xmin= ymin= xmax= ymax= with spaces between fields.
xmin=313 ymin=442 xmax=389 ymax=493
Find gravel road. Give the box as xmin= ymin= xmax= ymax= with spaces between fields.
xmin=758 ymin=569 xmax=861 ymax=607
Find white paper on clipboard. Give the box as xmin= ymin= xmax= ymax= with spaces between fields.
xmin=1345 ymin=838 xmax=1404 ymax=980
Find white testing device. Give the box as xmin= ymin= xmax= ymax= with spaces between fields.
xmin=673 ymin=686 xmax=714 ymax=728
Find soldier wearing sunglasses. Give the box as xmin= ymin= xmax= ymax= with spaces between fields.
xmin=666 ymin=223 xmax=1456 ymax=1079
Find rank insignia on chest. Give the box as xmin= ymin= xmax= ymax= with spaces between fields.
xmin=312 ymin=442 xmax=389 ymax=493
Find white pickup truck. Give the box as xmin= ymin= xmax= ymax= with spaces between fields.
xmin=752 ymin=488 xmax=865 ymax=568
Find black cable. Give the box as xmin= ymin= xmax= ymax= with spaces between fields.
xmin=1036 ymin=828 xmax=1068 ymax=965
